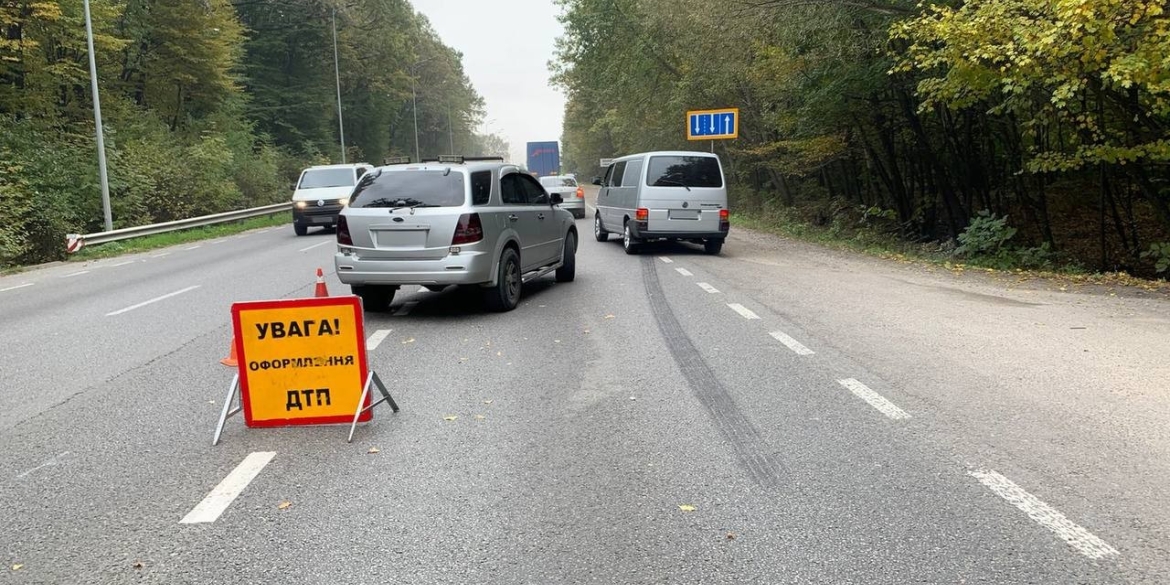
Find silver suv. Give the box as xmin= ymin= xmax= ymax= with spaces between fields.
xmin=334 ymin=156 xmax=578 ymax=312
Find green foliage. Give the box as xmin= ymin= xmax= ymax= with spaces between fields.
xmin=1141 ymin=242 xmax=1170 ymax=273
xmin=956 ymin=211 xmax=1018 ymax=257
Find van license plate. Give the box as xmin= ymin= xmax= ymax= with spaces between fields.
xmin=669 ymin=209 xmax=699 ymax=220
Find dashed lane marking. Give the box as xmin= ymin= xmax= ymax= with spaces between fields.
xmin=727 ymin=303 xmax=760 ymax=319
xmin=659 ymin=256 xmax=674 ymax=263
xmin=969 ymin=469 xmax=1118 ymax=559
xmin=697 ymin=282 xmax=720 ymax=294
xmin=106 ymin=285 xmax=200 ymax=317
xmin=675 ymin=267 xmax=694 ymax=277
xmin=109 ymin=260 xmax=136 ymax=268
xmin=366 ymin=329 xmax=392 ymax=351
xmin=836 ymin=378 xmax=911 ymax=420
xmin=0 ymin=283 xmax=34 ymax=293
xmin=60 ymin=270 xmax=90 ymax=278
xmin=298 ymin=240 xmax=333 ymax=252
xmin=184 ymin=245 xmax=202 ymax=251
xmin=150 ymin=252 xmax=170 ymax=258
xmin=180 ymin=452 xmax=276 ymax=524
xmin=769 ymin=330 xmax=815 ymax=355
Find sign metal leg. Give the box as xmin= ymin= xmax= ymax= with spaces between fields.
xmin=347 ymin=371 xmax=398 ymax=443
xmin=212 ymin=374 xmax=241 ymax=446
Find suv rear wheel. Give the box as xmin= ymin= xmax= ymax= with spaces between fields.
xmin=484 ymin=248 xmax=521 ymax=312
xmin=352 ymin=285 xmax=396 ymax=312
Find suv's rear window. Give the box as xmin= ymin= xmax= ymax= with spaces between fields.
xmin=349 ymin=170 xmax=466 ymax=208
xmin=298 ymin=168 xmax=355 ymax=189
xmin=645 ymin=156 xmax=723 ymax=188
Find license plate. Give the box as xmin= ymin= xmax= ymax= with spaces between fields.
xmin=374 ymin=228 xmax=429 ymax=249
xmin=669 ymin=209 xmax=699 ymax=220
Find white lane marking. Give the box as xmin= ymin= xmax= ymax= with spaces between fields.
xmin=393 ymin=301 xmax=418 ymax=317
xmin=675 ymin=267 xmax=694 ymax=277
xmin=184 ymin=245 xmax=202 ymax=251
xmin=180 ymin=452 xmax=276 ymax=524
xmin=60 ymin=270 xmax=90 ymax=278
xmin=727 ymin=303 xmax=760 ymax=320
xmin=837 ymin=378 xmax=911 ymax=420
xmin=697 ymin=282 xmax=720 ymax=294
xmin=150 ymin=252 xmax=170 ymax=258
xmin=659 ymin=256 xmax=674 ymax=263
xmin=366 ymin=329 xmax=392 ymax=351
xmin=0 ymin=283 xmax=34 ymax=293
xmin=770 ymin=330 xmax=815 ymax=355
xmin=969 ymin=469 xmax=1119 ymax=559
xmin=298 ymin=240 xmax=333 ymax=252
xmin=209 ymin=240 xmax=225 ymax=245
xmin=106 ymin=285 xmax=200 ymax=316
xmin=16 ymin=451 xmax=70 ymax=479
xmin=109 ymin=260 xmax=136 ymax=268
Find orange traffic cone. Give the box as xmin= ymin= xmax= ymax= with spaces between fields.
xmin=220 ymin=337 xmax=238 ymax=367
xmin=314 ymin=268 xmax=330 ymax=297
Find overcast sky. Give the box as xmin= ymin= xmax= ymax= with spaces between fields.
xmin=410 ymin=0 xmax=566 ymax=164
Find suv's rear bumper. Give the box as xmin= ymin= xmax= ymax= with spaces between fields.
xmin=334 ymin=249 xmax=495 ymax=286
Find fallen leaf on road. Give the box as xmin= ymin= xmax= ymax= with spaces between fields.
xmin=474 ymin=415 xmax=485 ymax=420
xmin=402 ymin=338 xmax=415 ymax=344
xmin=726 ymin=533 xmax=736 ymax=540
xmin=630 ymin=396 xmax=637 ymax=401
xmin=604 ymin=314 xmax=615 ymax=319
xmin=583 ymin=329 xmax=590 ymax=334
xmin=554 ymin=339 xmax=561 ymax=343
xmin=678 ymin=504 xmax=697 ymax=512
xmin=496 ymin=351 xmax=502 ymax=356
xmin=443 ymin=415 xmax=458 ymax=421
xmin=12 ymin=564 xmax=22 ymax=571
xmin=133 ymin=561 xmax=144 ymax=570
xmin=483 ymin=400 xmax=493 ymax=404
xmin=278 ymin=501 xmax=292 ymax=510
xmin=367 ymin=447 xmax=380 ymax=454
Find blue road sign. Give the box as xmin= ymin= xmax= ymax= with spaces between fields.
xmin=687 ymin=108 xmax=738 ymax=140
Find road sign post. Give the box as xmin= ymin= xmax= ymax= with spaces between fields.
xmin=686 ymin=108 xmax=739 ymax=143
xmin=212 ymin=296 xmax=398 ymax=444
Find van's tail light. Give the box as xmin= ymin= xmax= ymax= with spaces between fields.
xmin=337 ymin=215 xmax=353 ymax=245
xmin=576 ymin=187 xmax=584 ymax=198
xmin=635 ymin=208 xmax=649 ymax=222
xmin=451 ymin=213 xmax=484 ymax=245
xmin=719 ymin=209 xmax=730 ymax=232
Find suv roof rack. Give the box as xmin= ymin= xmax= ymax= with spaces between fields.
xmin=420 ymin=156 xmax=506 ymax=164
xmin=383 ymin=156 xmax=411 ymax=165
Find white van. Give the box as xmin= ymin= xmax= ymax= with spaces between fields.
xmin=591 ymin=151 xmax=729 ymax=254
xmin=292 ymin=163 xmax=373 ymax=236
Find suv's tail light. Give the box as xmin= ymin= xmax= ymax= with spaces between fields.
xmin=635 ymin=208 xmax=649 ymax=222
xmin=576 ymin=187 xmax=584 ymax=198
xmin=719 ymin=209 xmax=730 ymax=231
xmin=337 ymin=215 xmax=353 ymax=245
xmin=451 ymin=213 xmax=484 ymax=245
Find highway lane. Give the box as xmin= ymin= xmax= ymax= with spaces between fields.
xmin=1 ymin=211 xmax=1166 ymax=583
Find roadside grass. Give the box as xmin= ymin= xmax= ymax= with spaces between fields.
xmin=733 ymin=211 xmax=1169 ymax=294
xmin=67 ymin=212 xmax=291 ymax=262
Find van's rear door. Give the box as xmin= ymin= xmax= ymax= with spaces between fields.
xmin=641 ymin=155 xmax=726 ymax=234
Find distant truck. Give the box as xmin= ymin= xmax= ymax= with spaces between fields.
xmin=526 ymin=141 xmax=560 ymax=177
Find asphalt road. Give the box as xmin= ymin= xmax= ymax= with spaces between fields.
xmin=2 ymin=201 xmax=1168 ymax=584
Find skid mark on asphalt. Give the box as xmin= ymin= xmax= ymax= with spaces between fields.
xmin=642 ymin=257 xmax=784 ymax=488
xmin=16 ymin=451 xmax=70 ymax=479
xmin=180 ymin=452 xmax=276 ymax=524
xmin=970 ymin=469 xmax=1118 ymax=559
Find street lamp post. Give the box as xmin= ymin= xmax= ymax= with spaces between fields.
xmin=83 ymin=0 xmax=112 ymax=232
xmin=409 ymin=57 xmax=436 ymax=162
xmin=332 ymin=8 xmax=346 ymax=164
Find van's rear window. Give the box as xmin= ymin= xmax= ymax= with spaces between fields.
xmin=645 ymin=156 xmax=723 ymax=188
xmin=349 ymin=170 xmax=466 ymax=208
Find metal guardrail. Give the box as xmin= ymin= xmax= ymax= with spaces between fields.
xmin=66 ymin=202 xmax=291 ymax=253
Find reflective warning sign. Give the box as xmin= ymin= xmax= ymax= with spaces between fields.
xmin=231 ymin=297 xmax=371 ymax=427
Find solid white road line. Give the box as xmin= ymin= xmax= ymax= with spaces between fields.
xmin=697 ymin=282 xmax=720 ymax=294
xmin=675 ymin=267 xmax=694 ymax=277
xmin=727 ymin=303 xmax=760 ymax=319
xmin=60 ymin=270 xmax=90 ymax=278
xmin=393 ymin=301 xmax=418 ymax=316
xmin=659 ymin=256 xmax=674 ymax=263
xmin=184 ymin=245 xmax=202 ymax=251
xmin=837 ymin=378 xmax=911 ymax=420
xmin=150 ymin=252 xmax=170 ymax=258
xmin=298 ymin=240 xmax=333 ymax=253
xmin=109 ymin=260 xmax=136 ymax=268
xmin=180 ymin=452 xmax=276 ymax=524
xmin=969 ymin=469 xmax=1119 ymax=559
xmin=0 ymin=283 xmax=34 ymax=293
xmin=16 ymin=451 xmax=70 ymax=479
xmin=366 ymin=329 xmax=392 ymax=351
xmin=208 ymin=240 xmax=225 ymax=245
xmin=770 ymin=330 xmax=815 ymax=355
xmin=106 ymin=285 xmax=200 ymax=316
